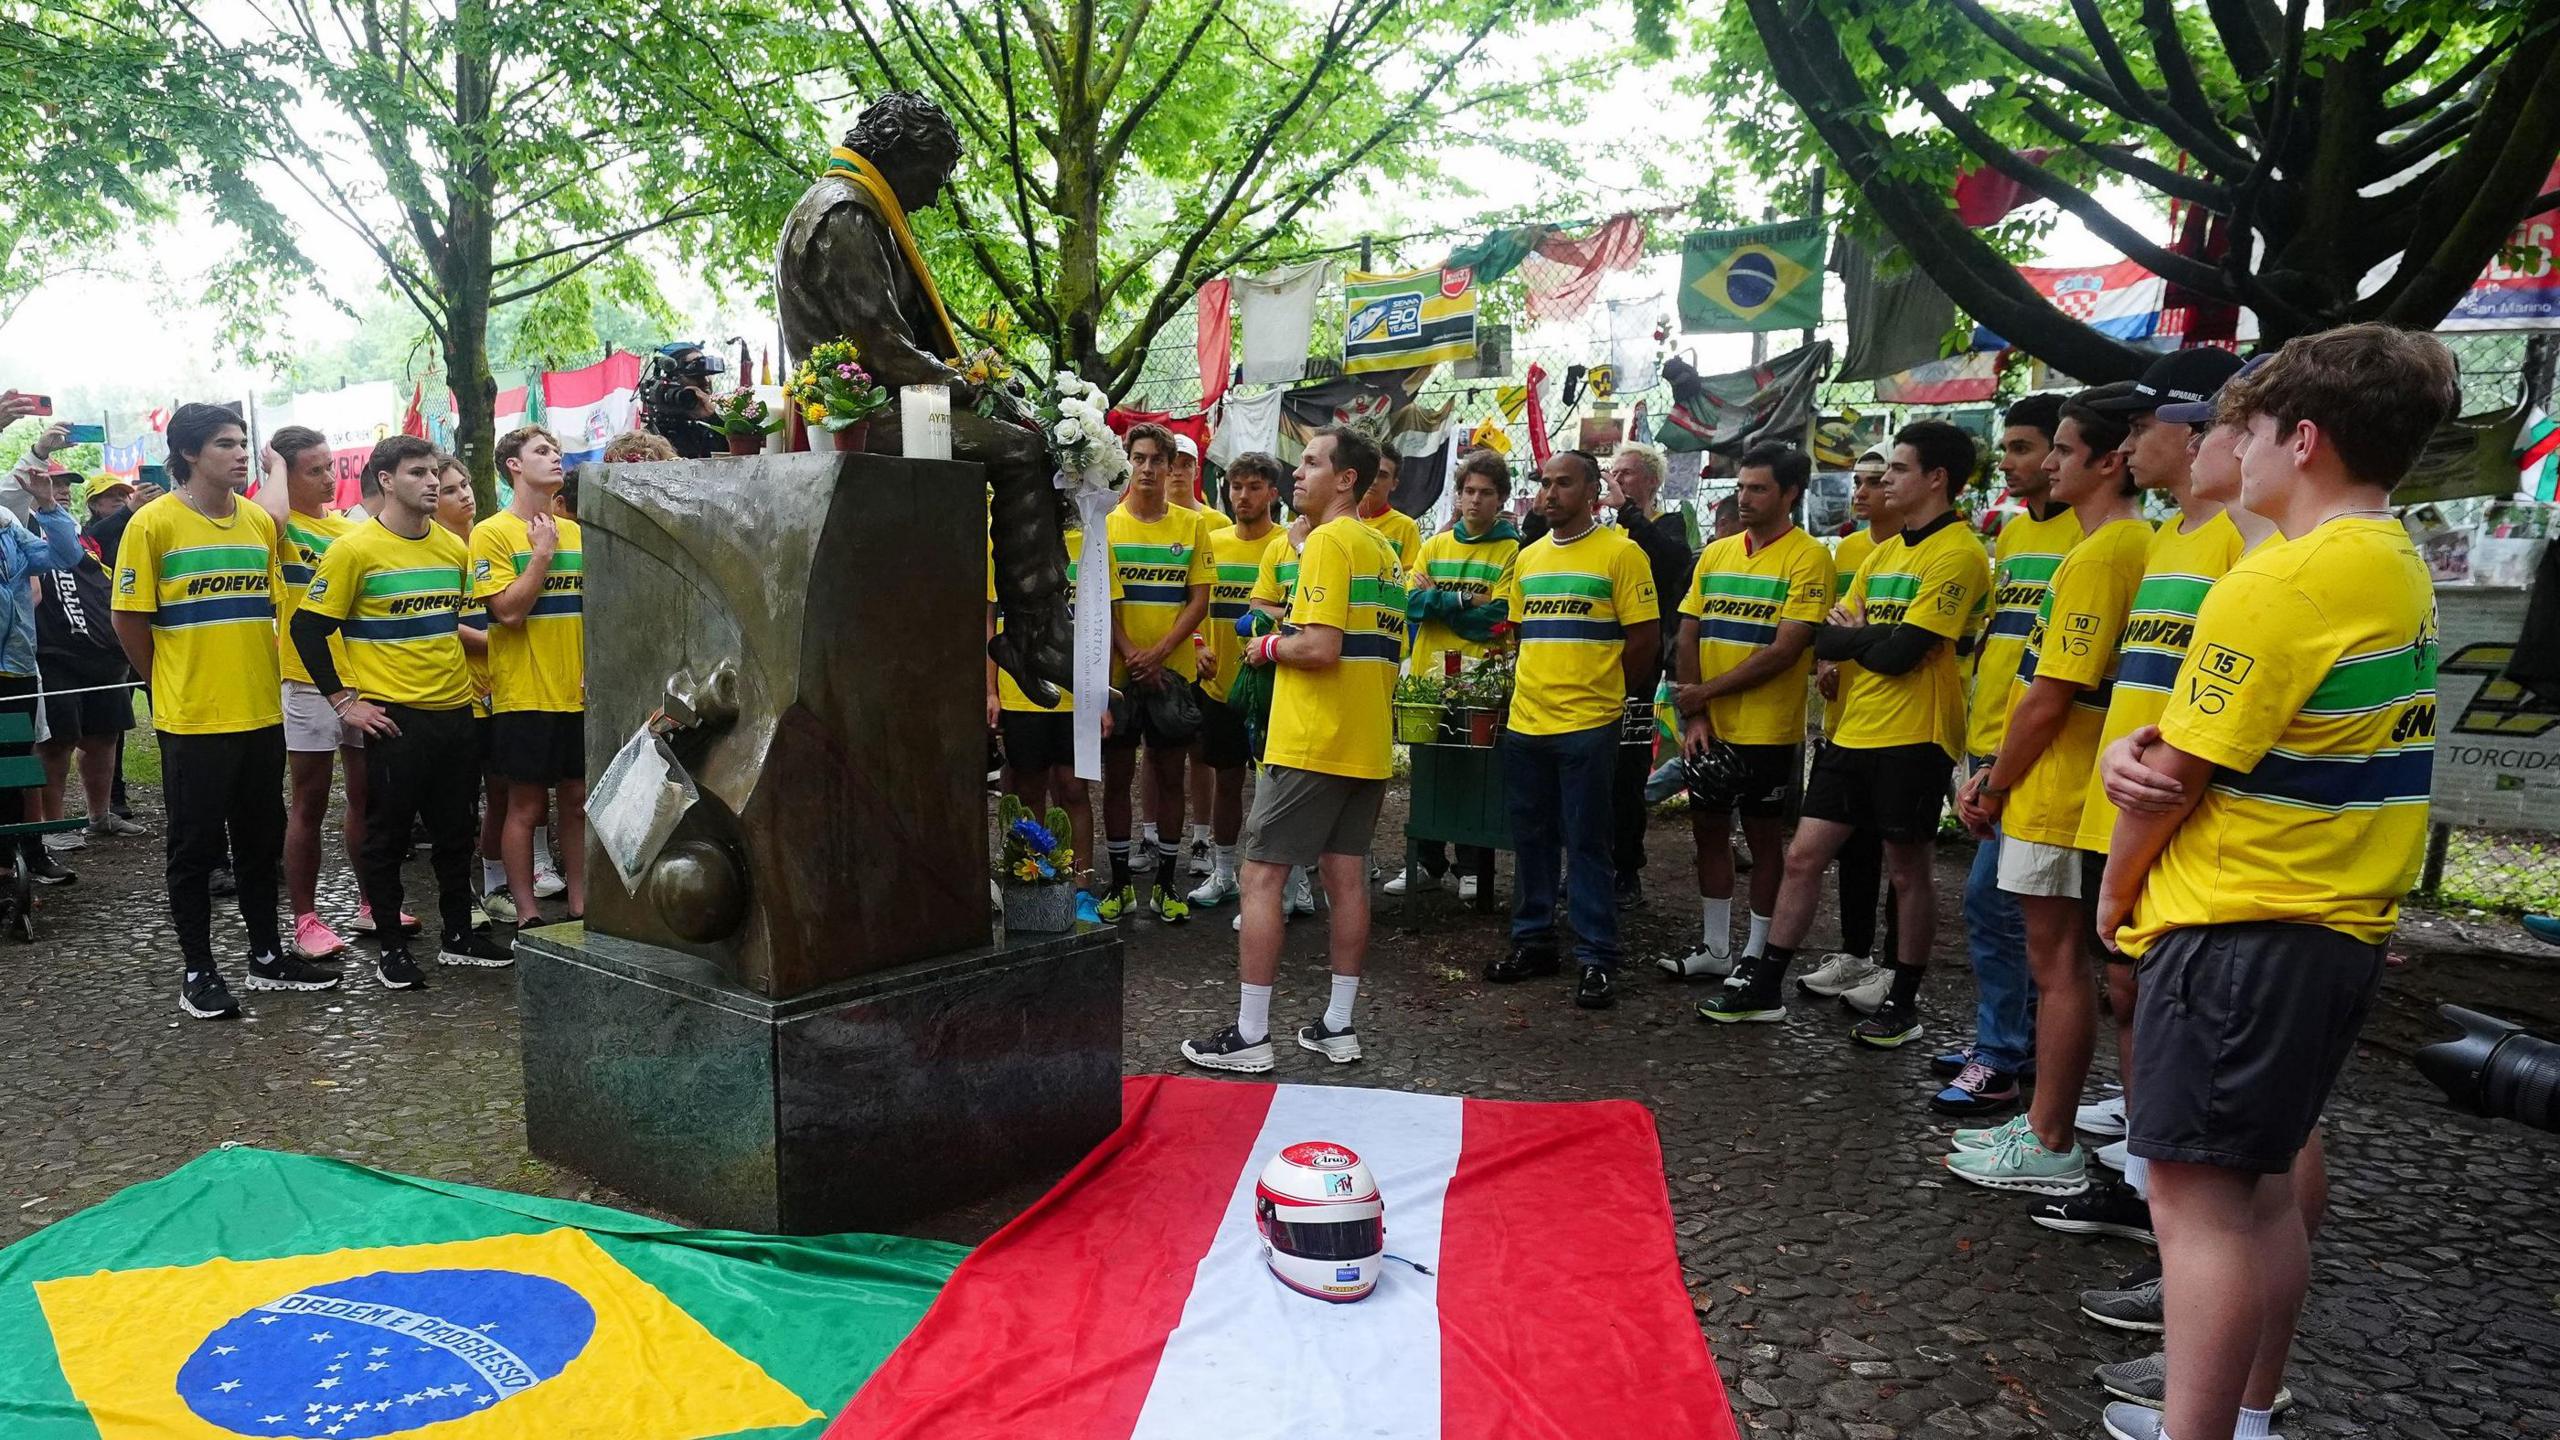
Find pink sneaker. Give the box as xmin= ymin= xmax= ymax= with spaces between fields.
xmin=292 ymin=912 xmax=347 ymax=960
xmin=351 ymin=902 xmax=419 ymax=936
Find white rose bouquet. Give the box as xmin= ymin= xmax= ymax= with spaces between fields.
xmin=1038 ymin=372 xmax=1128 ymax=494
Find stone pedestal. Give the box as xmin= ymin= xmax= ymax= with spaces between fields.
xmin=518 ymin=922 xmax=1121 ymax=1234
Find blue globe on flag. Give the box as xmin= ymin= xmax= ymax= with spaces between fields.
xmin=1723 ymin=252 xmax=1780 ymax=311
xmin=174 ymin=1268 xmax=596 ymax=1438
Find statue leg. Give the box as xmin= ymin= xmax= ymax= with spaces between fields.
xmin=866 ymin=409 xmax=1075 ymax=708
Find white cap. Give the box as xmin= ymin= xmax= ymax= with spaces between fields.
xmin=1174 ymin=433 xmax=1199 ymax=461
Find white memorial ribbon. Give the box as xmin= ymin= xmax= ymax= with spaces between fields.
xmin=1070 ymin=480 xmax=1117 ymax=781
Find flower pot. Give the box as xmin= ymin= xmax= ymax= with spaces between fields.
xmin=1393 ymin=702 xmax=1443 ymax=746
xmin=1470 ymin=709 xmax=1500 ymax=747
xmin=1000 ymin=880 xmax=1076 ymax=934
xmin=724 ymin=433 xmax=764 ymax=456
xmin=828 ymin=420 xmax=871 ymax=452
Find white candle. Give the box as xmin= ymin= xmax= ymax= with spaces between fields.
xmin=901 ymin=384 xmax=953 ymax=461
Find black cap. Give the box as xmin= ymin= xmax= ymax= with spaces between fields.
xmin=2089 ymin=347 xmax=2245 ymax=415
xmin=2155 ymin=353 xmax=2270 ymax=424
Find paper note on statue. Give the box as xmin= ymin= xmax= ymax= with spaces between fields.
xmin=590 ymin=726 xmax=698 ymax=889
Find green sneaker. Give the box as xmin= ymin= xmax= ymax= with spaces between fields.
xmin=1946 ymin=1126 xmax=2090 ymax=1195
xmin=1095 ymin=886 xmax=1138 ymax=922
xmin=1951 ymin=1113 xmax=2032 ymax=1154
xmin=1150 ymin=889 xmax=1191 ymax=924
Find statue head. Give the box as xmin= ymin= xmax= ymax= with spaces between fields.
xmin=843 ymin=91 xmax=962 ymax=212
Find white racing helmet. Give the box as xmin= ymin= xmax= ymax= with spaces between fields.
xmin=1254 ymin=1140 xmax=1384 ymax=1302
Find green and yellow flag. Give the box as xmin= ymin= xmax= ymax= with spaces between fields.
xmin=1679 ymin=220 xmax=1825 ymax=333
xmin=0 ymin=1148 xmax=963 ymax=1440
xmin=1342 ymin=267 xmax=1478 ymax=374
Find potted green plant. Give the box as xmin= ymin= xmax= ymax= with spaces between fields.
xmin=1445 ymin=653 xmax=1514 ymax=747
xmin=782 ymin=338 xmax=893 ymax=451
xmin=711 ymin=390 xmax=775 ymax=456
xmin=996 ymin=794 xmax=1079 ymax=932
xmin=1392 ymin=672 xmax=1446 ymax=746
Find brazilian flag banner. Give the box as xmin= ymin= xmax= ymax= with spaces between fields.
xmin=0 ymin=1148 xmax=963 ymax=1440
xmin=1679 ymin=220 xmax=1825 ymax=334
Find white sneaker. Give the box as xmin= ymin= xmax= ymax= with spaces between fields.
xmin=1839 ymin=968 xmax=1893 ymax=1015
xmin=1797 ymin=951 xmax=1881 ymax=997
xmin=1286 ymin=869 xmax=1317 ymax=916
xmin=2076 ymin=1091 xmax=2129 ymax=1138
xmin=1132 ymin=845 xmax=1158 ymax=874
xmin=1187 ymin=873 xmax=1238 ymax=908
xmin=1381 ymin=867 xmax=1439 ymax=897
xmin=482 ymin=889 xmax=520 ymax=924
xmin=1188 ymin=840 xmax=1212 ymax=876
xmin=2095 ymin=1138 xmax=2132 ymax=1174
xmin=532 ymin=865 xmax=567 ymax=900
xmin=1457 ymin=875 xmax=1482 ymax=903
xmin=44 ymin=830 xmax=85 ymax=852
xmin=1655 ymin=945 xmax=1734 ymax=979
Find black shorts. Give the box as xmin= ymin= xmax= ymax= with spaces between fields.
xmin=1197 ymin=690 xmax=1251 ymax=770
xmin=1691 ymin=742 xmax=1799 ymax=820
xmin=2128 ymin=922 xmax=2384 ymax=1173
xmin=42 ymin=684 xmax=134 ymax=742
xmin=1801 ymin=741 xmax=1951 ymax=842
xmin=489 ymin=710 xmax=584 ymax=786
xmin=1000 ymin=709 xmax=1074 ymax=774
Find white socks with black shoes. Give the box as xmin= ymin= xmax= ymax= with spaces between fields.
xmin=1237 ymin=982 xmax=1273 ymax=1046
xmin=1657 ymin=895 xmax=1736 ymax=977
xmin=1323 ymin=973 xmax=1359 ymax=1032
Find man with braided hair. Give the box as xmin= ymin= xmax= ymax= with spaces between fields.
xmin=776 ymin=91 xmax=1073 ymax=706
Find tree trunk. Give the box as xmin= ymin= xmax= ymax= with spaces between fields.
xmin=448 ymin=0 xmax=501 ymax=516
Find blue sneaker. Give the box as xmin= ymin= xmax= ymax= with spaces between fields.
xmin=2527 ymin=914 xmax=2560 ymax=945
xmin=1074 ymin=889 xmax=1102 ymax=925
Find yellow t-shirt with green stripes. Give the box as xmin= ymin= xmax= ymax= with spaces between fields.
xmin=2075 ymin=510 xmax=2246 ymax=852
xmin=302 ymin=518 xmax=473 ymax=711
xmin=1263 ymin=517 xmax=1405 ymax=780
xmin=1835 ymin=513 xmax=1991 ymax=759
xmin=1967 ymin=506 xmax=2081 ymax=759
xmin=1362 ymin=506 xmax=1423 ymax=575
xmin=1500 ymin=524 xmax=1661 ymax=738
xmin=1408 ymin=527 xmax=1520 ymax=670
xmin=1250 ymin=531 xmax=1303 ymax=610
xmin=277 ymin=509 xmax=357 ymax=688
xmin=1823 ymin=527 xmax=1881 ymax=735
xmin=1202 ymin=523 xmax=1282 ymax=703
xmin=470 ymin=511 xmax=585 ymax=714
xmin=1676 ymin=526 xmax=1833 ymax=745
xmin=110 ymin=495 xmax=284 ymax=734
xmin=1106 ymin=504 xmax=1213 ymax=685
xmin=2120 ymin=519 xmax=2436 ymax=955
xmin=2000 ymin=517 xmax=2150 ymax=849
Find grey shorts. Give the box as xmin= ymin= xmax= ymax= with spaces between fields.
xmin=282 ymin=679 xmax=364 ymax=753
xmin=2128 ymin=922 xmax=2384 ymax=1174
xmin=1241 ymin=766 xmax=1386 ymax=868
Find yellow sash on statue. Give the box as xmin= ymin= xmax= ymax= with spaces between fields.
xmin=825 ymin=145 xmax=962 ymax=361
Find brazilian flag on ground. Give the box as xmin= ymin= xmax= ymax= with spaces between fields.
xmin=0 ymin=1148 xmax=963 ymax=1439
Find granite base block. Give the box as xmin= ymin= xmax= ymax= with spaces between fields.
xmin=516 ymin=922 xmax=1122 ymax=1234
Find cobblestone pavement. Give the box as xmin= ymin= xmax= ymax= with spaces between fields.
xmin=7 ymin=780 xmax=2557 ymax=1438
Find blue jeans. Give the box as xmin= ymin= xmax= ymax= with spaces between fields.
xmin=1502 ymin=723 xmax=1620 ymax=969
xmin=1963 ymin=760 xmax=2034 ymax=1072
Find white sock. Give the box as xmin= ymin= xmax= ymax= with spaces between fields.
xmin=1215 ymin=844 xmax=1239 ymax=881
xmin=1746 ymin=912 xmax=1772 ymax=958
xmin=1189 ymin=822 xmax=1211 ymax=846
xmin=1140 ymin=821 xmax=1160 ymax=848
xmin=1324 ymin=973 xmax=1360 ymax=1031
xmin=482 ymin=858 xmax=507 ymax=893
xmin=2234 ymin=1407 xmax=2273 ymax=1439
xmin=1237 ymin=982 xmax=1273 ymax=1044
xmin=533 ymin=826 xmax=553 ymax=869
xmin=2123 ymin=1152 xmax=2151 ymax=1199
xmin=1699 ymin=895 xmax=1732 ymax=954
